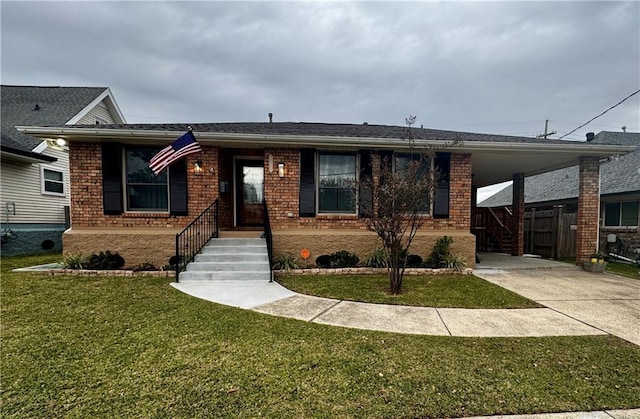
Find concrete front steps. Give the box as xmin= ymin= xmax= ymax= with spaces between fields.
xmin=178 ymin=238 xmax=271 ymax=282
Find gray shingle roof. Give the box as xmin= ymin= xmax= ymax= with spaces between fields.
xmin=50 ymin=121 xmax=584 ymax=145
xmin=478 ymin=131 xmax=640 ymax=207
xmin=1 ymin=85 xmax=107 ymax=153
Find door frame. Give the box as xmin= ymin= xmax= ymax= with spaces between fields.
xmin=233 ymin=156 xmax=264 ymax=227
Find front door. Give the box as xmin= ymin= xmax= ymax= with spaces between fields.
xmin=235 ymin=159 xmax=264 ymax=226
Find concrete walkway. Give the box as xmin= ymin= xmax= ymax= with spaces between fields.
xmin=172 ymin=253 xmax=639 ymax=342
xmin=474 ymin=253 xmax=640 ymax=346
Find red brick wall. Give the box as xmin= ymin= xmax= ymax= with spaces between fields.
xmin=511 ymin=173 xmax=525 ymax=256
xmin=66 ymin=144 xmax=474 ymax=265
xmin=69 ymin=142 xmax=218 ymax=229
xmin=264 ymin=149 xmax=473 ymax=231
xmin=576 ymin=156 xmax=600 ymax=263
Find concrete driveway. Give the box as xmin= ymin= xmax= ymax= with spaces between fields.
xmin=474 ymin=253 xmax=640 ymax=346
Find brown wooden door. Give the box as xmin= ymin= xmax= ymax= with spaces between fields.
xmin=235 ymin=160 xmax=264 ymax=226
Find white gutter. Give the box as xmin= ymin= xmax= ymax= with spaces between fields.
xmin=16 ymin=125 xmax=637 ymax=155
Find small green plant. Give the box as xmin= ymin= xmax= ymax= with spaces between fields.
xmin=363 ymin=248 xmax=388 ymax=268
xmin=132 ymin=261 xmax=158 ymax=272
xmin=62 ymin=254 xmax=87 ymax=269
xmin=315 ymin=251 xmax=360 ymax=268
xmin=329 ymin=250 xmax=359 ymax=268
xmin=445 ymin=253 xmax=467 ymax=273
xmin=425 ymin=236 xmax=453 ymax=268
xmin=86 ymin=251 xmax=125 ymax=270
xmin=406 ymin=254 xmax=423 ymax=268
xmin=272 ymin=254 xmax=300 ymax=272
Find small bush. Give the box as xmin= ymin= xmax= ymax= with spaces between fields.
xmin=405 ymin=254 xmax=423 ymax=268
xmin=86 ymin=251 xmax=125 ymax=270
xmin=330 ymin=250 xmax=359 ymax=268
xmin=316 ymin=251 xmax=360 ymax=268
xmin=425 ymin=236 xmax=453 ymax=268
xmin=62 ymin=254 xmax=87 ymax=269
xmin=363 ymin=248 xmax=388 ymax=268
xmin=132 ymin=261 xmax=158 ymax=272
xmin=316 ymin=255 xmax=332 ymax=268
xmin=445 ymin=253 xmax=467 ymax=273
xmin=273 ymin=254 xmax=300 ymax=272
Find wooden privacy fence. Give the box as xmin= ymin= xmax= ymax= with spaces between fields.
xmin=524 ymin=206 xmax=576 ymax=259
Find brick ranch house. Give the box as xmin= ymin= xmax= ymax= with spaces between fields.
xmin=19 ymin=122 xmax=636 ymax=270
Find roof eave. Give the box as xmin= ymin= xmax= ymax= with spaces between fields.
xmin=16 ymin=126 xmax=638 ymax=156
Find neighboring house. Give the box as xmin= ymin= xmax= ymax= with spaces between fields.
xmin=478 ymin=131 xmax=640 ymax=257
xmin=18 ymin=122 xmax=635 ymax=269
xmin=1 ymin=85 xmax=126 ymax=255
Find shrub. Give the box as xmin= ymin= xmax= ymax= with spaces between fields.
xmin=330 ymin=250 xmax=359 ymax=268
xmin=424 ymin=236 xmax=453 ymax=268
xmin=405 ymin=254 xmax=423 ymax=268
xmin=316 ymin=255 xmax=332 ymax=268
xmin=316 ymin=251 xmax=360 ymax=268
xmin=62 ymin=254 xmax=87 ymax=269
xmin=273 ymin=254 xmax=300 ymax=272
xmin=86 ymin=251 xmax=125 ymax=270
xmin=445 ymin=253 xmax=467 ymax=273
xmin=132 ymin=261 xmax=158 ymax=272
xmin=363 ymin=248 xmax=388 ymax=268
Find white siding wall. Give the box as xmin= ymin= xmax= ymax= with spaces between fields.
xmin=0 ymin=146 xmax=70 ymax=225
xmin=76 ymin=101 xmax=117 ymax=125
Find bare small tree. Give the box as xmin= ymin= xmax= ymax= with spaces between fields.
xmin=357 ymin=116 xmax=441 ymax=294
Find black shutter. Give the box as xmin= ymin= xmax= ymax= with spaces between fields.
xmin=359 ymin=151 xmax=373 ymax=218
xmin=433 ymin=152 xmax=450 ymax=218
xmin=299 ymin=149 xmax=316 ymax=217
xmin=169 ymin=159 xmax=188 ymax=216
xmin=101 ymin=143 xmax=123 ymax=215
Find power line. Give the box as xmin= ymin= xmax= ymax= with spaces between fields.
xmin=557 ymin=89 xmax=640 ymax=140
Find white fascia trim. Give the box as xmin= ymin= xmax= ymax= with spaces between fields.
xmin=65 ymin=88 xmax=127 ymax=125
xmin=15 ymin=126 xmax=638 ymax=155
xmin=32 ymin=140 xmax=48 ymax=153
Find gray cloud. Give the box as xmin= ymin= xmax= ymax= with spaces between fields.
xmin=2 ymin=1 xmax=638 ymax=140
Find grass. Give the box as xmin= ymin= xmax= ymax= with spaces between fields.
xmin=606 ymin=261 xmax=640 ymax=279
xmin=277 ymin=273 xmax=542 ymax=308
xmin=2 ymin=254 xmax=640 ymax=418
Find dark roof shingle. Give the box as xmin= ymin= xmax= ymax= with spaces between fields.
xmin=1 ymin=85 xmax=107 ymax=152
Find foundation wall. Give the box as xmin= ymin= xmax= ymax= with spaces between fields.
xmin=273 ymin=229 xmax=476 ymax=268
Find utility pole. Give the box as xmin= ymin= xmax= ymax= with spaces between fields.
xmin=537 ymin=119 xmax=557 ymax=139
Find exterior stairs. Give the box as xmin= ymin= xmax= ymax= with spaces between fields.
xmin=178 ymin=238 xmax=271 ymax=282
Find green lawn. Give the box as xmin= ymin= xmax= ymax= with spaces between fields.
xmin=277 ymin=273 xmax=542 ymax=308
xmin=606 ymin=261 xmax=640 ymax=279
xmin=2 ymin=254 xmax=640 ymax=418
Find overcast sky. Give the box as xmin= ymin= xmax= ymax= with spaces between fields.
xmin=2 ymin=1 xmax=639 ymax=199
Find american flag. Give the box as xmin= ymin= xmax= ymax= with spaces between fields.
xmin=149 ymin=131 xmax=202 ymax=175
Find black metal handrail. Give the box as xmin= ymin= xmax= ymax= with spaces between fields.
xmin=263 ymin=199 xmax=274 ymax=282
xmin=175 ymin=199 xmax=219 ymax=282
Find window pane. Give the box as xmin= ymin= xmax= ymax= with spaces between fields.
xmin=604 ymin=203 xmax=620 ymax=226
xmin=126 ymin=148 xmax=166 ymax=183
xmin=127 ymin=185 xmax=168 ymax=210
xmin=336 ymin=189 xmax=355 ymax=212
xmin=126 ymin=147 xmax=168 ymax=211
xmin=621 ymin=202 xmax=639 ymax=226
xmin=44 ymin=169 xmax=63 ymax=182
xmin=44 ymin=180 xmax=64 ymax=193
xmin=318 ymin=154 xmax=356 ymax=213
xmin=318 ymin=188 xmax=337 ymax=212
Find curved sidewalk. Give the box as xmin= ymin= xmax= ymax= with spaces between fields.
xmin=171 ymin=253 xmax=640 ymax=340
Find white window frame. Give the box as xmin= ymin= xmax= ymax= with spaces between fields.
xmin=40 ymin=165 xmax=65 ymax=196
xmin=316 ymin=152 xmax=359 ymax=215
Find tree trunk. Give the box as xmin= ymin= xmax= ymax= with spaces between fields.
xmin=388 ymin=245 xmax=404 ymax=294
